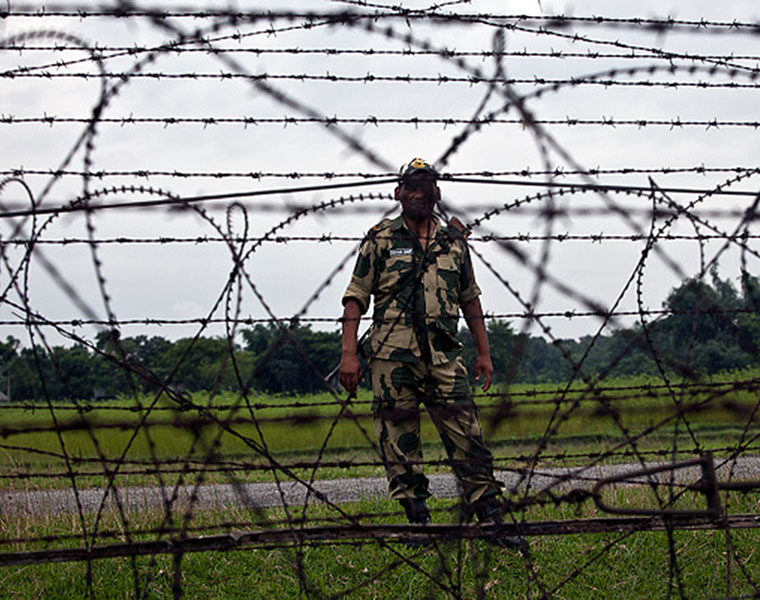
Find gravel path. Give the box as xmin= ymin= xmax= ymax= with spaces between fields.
xmin=5 ymin=455 xmax=760 ymax=518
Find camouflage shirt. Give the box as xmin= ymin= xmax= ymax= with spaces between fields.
xmin=342 ymin=215 xmax=481 ymax=365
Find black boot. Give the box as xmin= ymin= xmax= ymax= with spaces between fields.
xmin=474 ymin=499 xmax=527 ymax=551
xmin=399 ymin=498 xmax=432 ymax=548
xmin=400 ymin=498 xmax=431 ymax=524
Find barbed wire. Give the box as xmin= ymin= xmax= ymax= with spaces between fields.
xmin=1 ymin=387 xmax=757 ymax=436
xmin=0 ymin=305 xmax=759 ymax=330
xmin=3 ymin=6 xmax=760 ymax=33
xmin=7 ymin=43 xmax=760 ymax=63
xmin=7 ymin=69 xmax=760 ymax=88
xmin=3 ymin=4 xmax=760 ymax=599
xmin=2 ymin=165 xmax=756 ymax=180
xmin=0 ymin=177 xmax=758 ymax=221
xmin=8 ymin=114 xmax=760 ymax=130
xmin=4 ymin=232 xmax=760 ymax=246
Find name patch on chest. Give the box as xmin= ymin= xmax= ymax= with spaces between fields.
xmin=389 ymin=247 xmax=413 ymax=257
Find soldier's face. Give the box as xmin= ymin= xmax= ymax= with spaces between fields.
xmin=395 ymin=176 xmax=439 ymax=221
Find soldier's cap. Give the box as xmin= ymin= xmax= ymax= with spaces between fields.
xmin=398 ymin=157 xmax=439 ymax=182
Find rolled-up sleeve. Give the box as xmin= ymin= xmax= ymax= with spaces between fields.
xmin=342 ymin=237 xmax=376 ymax=314
xmin=457 ymin=243 xmax=481 ymax=307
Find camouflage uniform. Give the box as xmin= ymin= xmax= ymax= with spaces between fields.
xmin=342 ymin=215 xmax=502 ymax=504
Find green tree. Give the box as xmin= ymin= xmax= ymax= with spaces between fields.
xmin=240 ymin=324 xmax=340 ymax=394
xmin=0 ymin=336 xmax=19 ymax=399
xmin=11 ymin=346 xmax=50 ymax=401
xmin=657 ymin=268 xmax=756 ymax=374
xmin=159 ymin=336 xmax=239 ymax=392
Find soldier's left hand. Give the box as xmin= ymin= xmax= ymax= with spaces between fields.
xmin=473 ymin=354 xmax=494 ymax=392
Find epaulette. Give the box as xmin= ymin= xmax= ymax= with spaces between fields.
xmin=447 ymin=216 xmax=471 ymax=238
xmin=366 ymin=218 xmax=391 ymax=240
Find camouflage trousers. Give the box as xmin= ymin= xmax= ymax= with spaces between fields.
xmin=370 ymin=357 xmax=502 ymax=506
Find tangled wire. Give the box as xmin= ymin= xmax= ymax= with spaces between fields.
xmin=2 ymin=2 xmax=760 ymax=598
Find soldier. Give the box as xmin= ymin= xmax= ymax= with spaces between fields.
xmin=339 ymin=158 xmax=523 ymax=549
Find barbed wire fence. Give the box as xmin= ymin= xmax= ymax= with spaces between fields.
xmin=1 ymin=2 xmax=760 ymax=598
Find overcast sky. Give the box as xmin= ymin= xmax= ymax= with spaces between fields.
xmin=1 ymin=0 xmax=759 ymax=349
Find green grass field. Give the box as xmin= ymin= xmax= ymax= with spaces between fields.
xmin=2 ymin=371 xmax=760 ymax=598
xmin=2 ymin=371 xmax=758 ymax=489
xmin=2 ymin=491 xmax=760 ymax=599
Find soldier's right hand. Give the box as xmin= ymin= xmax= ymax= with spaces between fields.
xmin=338 ymin=352 xmax=363 ymax=396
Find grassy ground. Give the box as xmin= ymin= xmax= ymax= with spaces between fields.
xmin=2 ymin=371 xmax=760 ymax=491
xmin=2 ymin=372 xmax=760 ymax=597
xmin=2 ymin=491 xmax=760 ymax=599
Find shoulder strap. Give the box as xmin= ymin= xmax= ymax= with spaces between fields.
xmin=447 ymin=216 xmax=471 ymax=238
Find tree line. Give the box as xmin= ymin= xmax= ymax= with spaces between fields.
xmin=461 ymin=268 xmax=760 ymax=384
xmin=1 ymin=268 xmax=759 ymax=402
